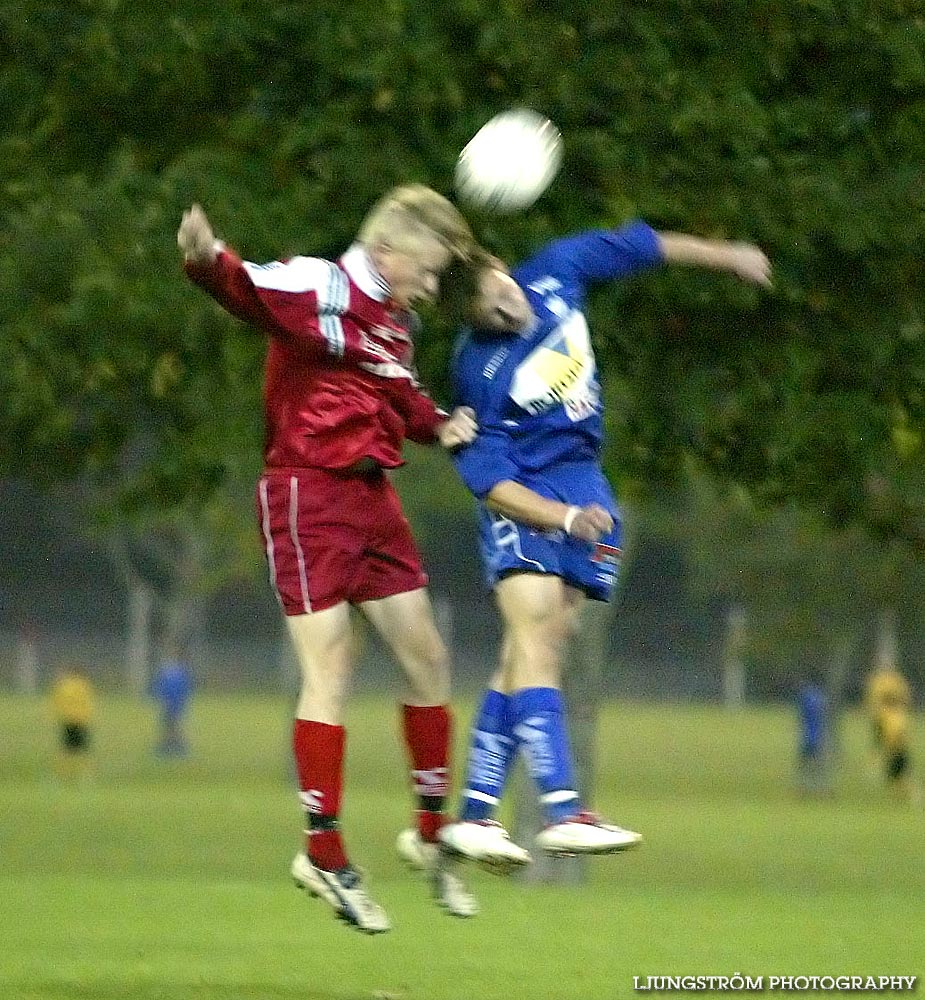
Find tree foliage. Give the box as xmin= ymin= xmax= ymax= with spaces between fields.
xmin=3 ymin=0 xmax=925 ymax=560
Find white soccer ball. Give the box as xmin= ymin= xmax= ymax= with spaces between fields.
xmin=455 ymin=109 xmax=563 ymax=213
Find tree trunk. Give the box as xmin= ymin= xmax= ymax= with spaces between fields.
xmin=822 ymin=632 xmax=856 ymax=789
xmin=15 ymin=627 xmax=40 ymax=695
xmin=126 ymin=581 xmax=154 ymax=695
xmin=158 ymin=584 xmax=206 ymax=661
xmin=158 ymin=530 xmax=209 ymax=657
xmin=721 ymin=604 xmax=747 ymax=709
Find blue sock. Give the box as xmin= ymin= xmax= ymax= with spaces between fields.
xmin=510 ymin=687 xmax=580 ymax=824
xmin=460 ymin=689 xmax=516 ymax=821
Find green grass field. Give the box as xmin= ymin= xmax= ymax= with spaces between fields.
xmin=1 ymin=692 xmax=921 ymax=1000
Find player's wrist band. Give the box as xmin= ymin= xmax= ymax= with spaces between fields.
xmin=562 ymin=506 xmax=581 ymax=535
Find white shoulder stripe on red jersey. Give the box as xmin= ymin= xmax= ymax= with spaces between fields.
xmin=321 ymin=314 xmax=344 ymax=357
xmin=243 ymin=256 xmax=349 ymax=357
xmin=321 ymin=264 xmax=348 ymax=356
xmin=243 ymin=255 xmax=345 ymax=303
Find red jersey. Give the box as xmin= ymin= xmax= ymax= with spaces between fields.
xmin=185 ymin=244 xmax=446 ymax=470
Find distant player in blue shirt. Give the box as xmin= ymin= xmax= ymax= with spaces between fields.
xmin=150 ymin=650 xmax=194 ymax=757
xmin=798 ymin=677 xmax=827 ymax=758
xmin=436 ymin=223 xmax=772 ymax=866
xmin=796 ymin=672 xmax=830 ymax=796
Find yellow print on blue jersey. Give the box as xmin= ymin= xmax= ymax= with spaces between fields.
xmin=508 ymin=310 xmax=598 ymax=418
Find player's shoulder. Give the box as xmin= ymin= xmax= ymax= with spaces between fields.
xmin=286 ymin=254 xmax=345 ymax=281
xmin=519 ymin=222 xmax=660 ymax=273
xmin=243 ymin=253 xmax=344 ymax=295
xmin=512 ymin=233 xmax=594 ymax=292
xmin=246 ymin=253 xmax=331 ymax=272
xmin=512 ymin=243 xmax=565 ymax=285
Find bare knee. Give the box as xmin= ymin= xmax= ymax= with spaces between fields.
xmin=297 ymin=661 xmax=351 ymax=723
xmin=494 ymin=577 xmax=572 ymax=689
xmin=287 ymin=608 xmax=354 ymax=724
xmin=506 ymin=611 xmax=569 ymax=689
xmin=512 ymin=600 xmax=570 ymax=656
xmin=406 ymin=628 xmax=450 ymax=705
xmin=361 ymin=590 xmax=452 ymax=705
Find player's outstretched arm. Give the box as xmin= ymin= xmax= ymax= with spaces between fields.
xmin=657 ymin=232 xmax=772 ymax=288
xmin=177 ymin=207 xmax=374 ymax=365
xmin=486 ymin=481 xmax=613 ymax=543
xmin=177 ymin=204 xmax=220 ymax=265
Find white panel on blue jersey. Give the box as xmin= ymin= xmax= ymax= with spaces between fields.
xmin=508 ymin=310 xmax=596 ymax=418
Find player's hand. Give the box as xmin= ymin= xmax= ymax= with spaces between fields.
xmin=565 ymin=503 xmax=614 ymax=543
xmin=728 ymin=243 xmax=772 ymax=288
xmin=437 ymin=407 xmax=478 ymax=449
xmin=177 ymin=204 xmax=218 ymax=264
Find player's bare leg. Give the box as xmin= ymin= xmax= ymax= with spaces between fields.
xmin=287 ymin=606 xmax=390 ymax=934
xmin=362 ymin=588 xmax=479 ymax=916
xmin=360 ymin=588 xmax=451 ymax=706
xmin=497 ymin=574 xmax=642 ymax=856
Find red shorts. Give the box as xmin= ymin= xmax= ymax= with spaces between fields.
xmin=256 ymin=467 xmax=428 ymax=615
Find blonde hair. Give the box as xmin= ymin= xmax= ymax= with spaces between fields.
xmin=357 ymin=184 xmax=474 ymax=261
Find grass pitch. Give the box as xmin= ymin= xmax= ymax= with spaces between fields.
xmin=1 ymin=692 xmax=921 ymax=999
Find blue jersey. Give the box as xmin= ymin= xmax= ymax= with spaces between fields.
xmin=150 ymin=660 xmax=193 ymax=716
xmin=451 ymin=222 xmax=663 ymax=599
xmin=798 ymin=683 xmax=827 ymax=756
xmin=452 ymin=222 xmax=663 ymax=499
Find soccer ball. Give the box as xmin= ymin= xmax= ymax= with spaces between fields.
xmin=455 ymin=109 xmax=563 ymax=213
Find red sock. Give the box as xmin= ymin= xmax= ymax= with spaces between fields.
xmin=401 ymin=704 xmax=451 ymax=843
xmin=293 ymin=719 xmax=348 ymax=870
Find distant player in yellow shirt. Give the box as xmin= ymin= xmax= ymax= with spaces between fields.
xmin=50 ymin=663 xmax=95 ymax=781
xmin=864 ymin=655 xmax=916 ymax=802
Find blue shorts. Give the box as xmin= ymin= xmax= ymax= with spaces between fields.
xmin=476 ymin=462 xmax=623 ymax=602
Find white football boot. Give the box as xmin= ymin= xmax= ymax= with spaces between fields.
xmin=534 ymin=812 xmax=642 ymax=856
xmin=291 ymin=852 xmax=391 ymax=934
xmin=396 ymin=829 xmax=478 ymax=917
xmin=438 ymin=819 xmax=532 ymax=871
